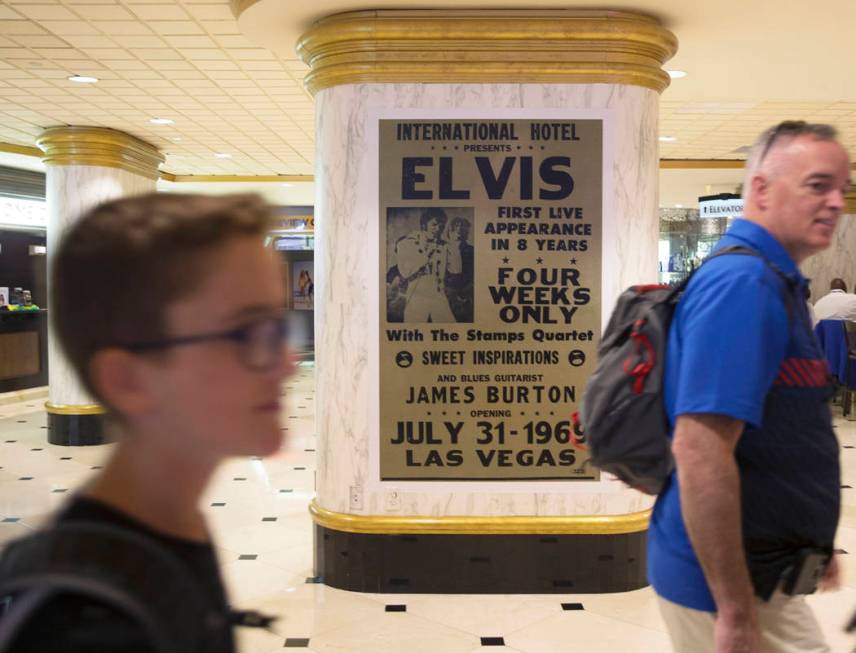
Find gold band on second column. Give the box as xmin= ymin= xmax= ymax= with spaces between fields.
xmin=37 ymin=127 xmax=164 ymax=180
xmin=45 ymin=402 xmax=105 ymax=415
xmin=297 ymin=9 xmax=678 ymax=95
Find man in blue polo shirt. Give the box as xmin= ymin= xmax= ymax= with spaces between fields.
xmin=649 ymin=121 xmax=851 ymax=652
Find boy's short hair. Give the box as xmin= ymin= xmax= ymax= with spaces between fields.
xmin=52 ymin=192 xmax=273 ymax=400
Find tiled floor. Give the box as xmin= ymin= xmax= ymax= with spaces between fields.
xmin=2 ymin=372 xmax=856 ymax=652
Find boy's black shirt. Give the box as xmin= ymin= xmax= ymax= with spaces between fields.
xmin=8 ymin=495 xmax=235 ymax=653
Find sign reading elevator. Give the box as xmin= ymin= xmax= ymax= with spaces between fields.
xmin=379 ymin=117 xmax=603 ymax=481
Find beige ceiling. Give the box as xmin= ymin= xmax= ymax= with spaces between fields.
xmin=0 ymin=0 xmax=313 ymax=175
xmin=1 ymin=0 xmax=856 ymax=176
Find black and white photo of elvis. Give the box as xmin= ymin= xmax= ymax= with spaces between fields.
xmin=386 ymin=207 xmax=474 ymax=323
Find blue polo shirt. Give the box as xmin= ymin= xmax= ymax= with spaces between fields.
xmin=647 ymin=218 xmax=837 ymax=611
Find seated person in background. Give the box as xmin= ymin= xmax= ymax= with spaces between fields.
xmin=1 ymin=193 xmax=294 ymax=652
xmin=814 ymin=277 xmax=856 ymax=322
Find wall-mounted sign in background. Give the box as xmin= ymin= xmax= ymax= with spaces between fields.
xmin=698 ymin=193 xmax=743 ymax=220
xmin=379 ymin=117 xmax=603 ymax=481
xmin=292 ymin=260 xmax=314 ymax=311
xmin=275 ymin=215 xmax=314 ymax=232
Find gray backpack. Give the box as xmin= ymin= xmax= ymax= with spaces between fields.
xmin=576 ymin=246 xmax=789 ymax=495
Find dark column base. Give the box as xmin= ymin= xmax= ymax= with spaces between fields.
xmin=47 ymin=412 xmax=107 ymax=446
xmin=314 ymin=523 xmax=648 ymax=593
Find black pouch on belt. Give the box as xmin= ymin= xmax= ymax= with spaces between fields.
xmin=780 ymin=548 xmax=831 ymax=596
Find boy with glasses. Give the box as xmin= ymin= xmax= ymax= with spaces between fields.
xmin=2 ymin=193 xmax=294 ymax=651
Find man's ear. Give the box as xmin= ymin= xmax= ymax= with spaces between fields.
xmin=750 ymin=174 xmax=769 ymax=210
xmin=88 ymin=349 xmax=156 ymax=417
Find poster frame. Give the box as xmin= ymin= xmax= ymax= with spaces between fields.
xmin=366 ymin=107 xmax=618 ymax=494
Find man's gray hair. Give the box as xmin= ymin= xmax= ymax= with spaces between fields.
xmin=742 ymin=121 xmax=839 ymax=202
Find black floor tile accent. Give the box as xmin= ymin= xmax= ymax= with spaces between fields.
xmin=211 ymin=502 xmax=226 ymax=507
xmin=279 ymin=489 xmax=293 ymax=493
xmin=481 ymin=637 xmax=505 ymax=646
xmin=30 ymin=448 xmax=42 ymax=451
xmin=52 ymin=489 xmax=67 ymax=493
xmin=304 ymin=449 xmax=315 ymax=452
xmin=262 ymin=517 xmax=277 ymax=522
xmin=305 ymin=576 xmax=323 ymax=584
xmin=233 ymin=477 xmax=247 ymax=481
xmin=842 ymin=485 xmax=852 ymax=489
xmin=5 ymin=440 xmax=16 ymax=443
xmin=294 ymin=467 xmax=306 ymax=471
xmin=60 ymin=457 xmax=71 ymax=460
xmin=91 ymin=466 xmax=102 ymax=470
xmin=385 ymin=604 xmax=407 ymax=612
xmin=844 ymin=445 xmax=855 ymax=449
xmin=835 ymin=548 xmax=849 ymax=554
xmin=238 ymin=554 xmax=258 ymax=560
xmin=561 ymin=602 xmax=585 ymax=610
xmin=283 ymin=638 xmax=310 ymax=647
xmin=18 ymin=477 xmax=33 ymax=481
xmin=2 ymin=517 xmax=19 ymax=523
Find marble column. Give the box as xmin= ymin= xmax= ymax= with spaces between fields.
xmin=270 ymin=8 xmax=676 ymax=592
xmin=36 ymin=127 xmax=163 ymax=445
xmin=802 ymin=193 xmax=856 ymax=300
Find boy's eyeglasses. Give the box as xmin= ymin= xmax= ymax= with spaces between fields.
xmin=124 ymin=315 xmax=289 ymax=371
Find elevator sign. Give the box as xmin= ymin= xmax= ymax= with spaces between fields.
xmin=699 ymin=194 xmax=743 ymax=219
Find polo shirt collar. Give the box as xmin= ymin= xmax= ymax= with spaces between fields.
xmin=725 ymin=218 xmax=805 ymax=283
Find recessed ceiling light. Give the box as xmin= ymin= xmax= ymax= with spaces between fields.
xmin=171 ymin=137 xmax=182 ymax=142
xmin=675 ymin=204 xmax=683 ymax=208
xmin=68 ymin=75 xmax=98 ymax=84
xmin=659 ymin=136 xmax=677 ymax=142
xmin=149 ymin=117 xmax=174 ymax=125
xmin=281 ymin=183 xmax=293 ymax=187
xmin=667 ymin=70 xmax=687 ymax=79
xmin=215 ymin=152 xmax=232 ymax=159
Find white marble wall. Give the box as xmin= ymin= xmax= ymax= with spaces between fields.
xmin=802 ymin=214 xmax=856 ymax=301
xmin=47 ymin=165 xmax=156 ymax=407
xmin=315 ymin=83 xmax=659 ymax=517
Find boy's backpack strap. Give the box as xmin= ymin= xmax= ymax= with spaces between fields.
xmin=0 ymin=571 xmax=172 ymax=653
xmin=0 ymin=521 xmax=210 ymax=653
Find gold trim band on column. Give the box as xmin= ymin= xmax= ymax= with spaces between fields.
xmin=847 ymin=189 xmax=856 ymax=214
xmin=297 ymin=9 xmax=677 ymax=95
xmin=310 ymin=499 xmax=650 ymax=535
xmin=45 ymin=402 xmax=105 ymax=416
xmin=37 ymin=127 xmax=164 ymax=180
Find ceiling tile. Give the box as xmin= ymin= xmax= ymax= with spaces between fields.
xmin=114 ymin=35 xmax=165 ymax=48
xmin=148 ymin=20 xmax=202 ymax=35
xmin=14 ymin=5 xmax=78 ymax=20
xmin=31 ymin=46 xmax=84 ymax=58
xmin=197 ymin=20 xmax=239 ymax=35
xmin=183 ymin=4 xmax=233 ymax=21
xmin=0 ymin=7 xmax=25 ymax=20
xmin=130 ymin=47 xmax=181 ymax=59
xmin=101 ymin=58 xmax=147 ymax=69
xmin=0 ymin=19 xmax=47 ymax=34
xmin=95 ymin=20 xmax=153 ymax=35
xmin=128 ymin=4 xmax=189 ymax=20
xmin=74 ymin=5 xmax=137 ymax=20
xmin=162 ymin=34 xmax=216 ymax=48
xmin=62 ymin=34 xmax=117 ymax=48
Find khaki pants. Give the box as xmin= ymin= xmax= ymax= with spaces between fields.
xmin=657 ymin=592 xmax=829 ymax=653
